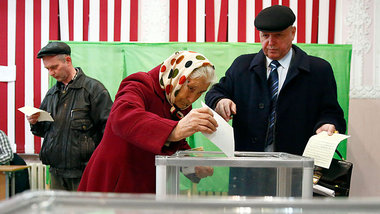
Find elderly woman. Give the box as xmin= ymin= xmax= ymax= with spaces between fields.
xmin=78 ymin=51 xmax=217 ymax=193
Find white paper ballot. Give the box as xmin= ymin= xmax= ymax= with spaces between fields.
xmin=313 ymin=184 xmax=335 ymax=197
xmin=201 ymin=102 xmax=235 ymax=157
xmin=18 ymin=106 xmax=54 ymax=122
xmin=303 ymin=131 xmax=350 ymax=169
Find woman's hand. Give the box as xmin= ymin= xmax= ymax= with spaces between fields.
xmin=167 ymin=107 xmax=218 ymax=142
xmin=195 ymin=166 xmax=214 ymax=178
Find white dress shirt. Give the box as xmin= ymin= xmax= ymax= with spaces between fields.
xmin=265 ymin=48 xmax=293 ymax=95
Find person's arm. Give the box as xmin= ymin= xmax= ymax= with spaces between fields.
xmin=180 ymin=166 xmax=214 ymax=183
xmin=29 ymin=97 xmax=52 ymax=137
xmin=109 ymin=80 xmax=184 ymax=155
xmin=205 ymin=57 xmax=241 ymax=121
xmin=0 ymin=131 xmax=13 ymax=164
xmin=89 ymin=85 xmax=113 ymax=144
xmin=167 ymin=108 xmax=217 ymax=182
xmin=30 ymin=121 xmax=52 ymax=137
xmin=313 ymin=60 xmax=346 ymax=135
xmin=205 ymin=62 xmax=236 ymax=110
xmin=167 ymin=107 xmax=218 ymax=142
xmin=111 ymin=78 xmax=218 ymax=155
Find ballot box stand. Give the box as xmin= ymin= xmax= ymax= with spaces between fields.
xmin=156 ymin=151 xmax=314 ymax=198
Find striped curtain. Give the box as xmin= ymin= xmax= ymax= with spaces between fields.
xmin=0 ymin=0 xmax=341 ymax=154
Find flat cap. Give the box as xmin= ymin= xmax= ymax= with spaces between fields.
xmin=37 ymin=42 xmax=71 ymax=58
xmin=254 ymin=5 xmax=295 ymax=32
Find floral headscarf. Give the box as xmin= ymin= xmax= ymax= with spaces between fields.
xmin=159 ymin=51 xmax=214 ymax=118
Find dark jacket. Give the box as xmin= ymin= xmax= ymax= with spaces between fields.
xmin=205 ymin=45 xmax=346 ymax=155
xmin=31 ymin=68 xmax=113 ymax=178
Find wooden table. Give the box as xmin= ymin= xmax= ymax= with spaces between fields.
xmin=0 ymin=165 xmax=30 ymax=200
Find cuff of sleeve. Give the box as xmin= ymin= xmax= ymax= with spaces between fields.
xmin=181 ymin=167 xmax=201 ymax=183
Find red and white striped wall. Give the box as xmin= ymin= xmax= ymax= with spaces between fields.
xmin=0 ymin=0 xmax=343 ymax=154
xmin=168 ymin=0 xmax=342 ymax=43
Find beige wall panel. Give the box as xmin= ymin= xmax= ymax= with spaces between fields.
xmin=348 ymin=99 xmax=380 ymax=196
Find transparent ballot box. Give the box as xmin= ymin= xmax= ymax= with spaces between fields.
xmin=156 ymin=151 xmax=314 ymax=198
xmin=2 ymin=191 xmax=380 ymax=214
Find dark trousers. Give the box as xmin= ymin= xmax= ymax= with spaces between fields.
xmin=228 ymin=167 xmax=303 ymax=197
xmin=10 ymin=154 xmax=30 ymax=194
xmin=229 ymin=168 xmax=277 ymax=196
xmin=50 ymin=170 xmax=81 ymax=191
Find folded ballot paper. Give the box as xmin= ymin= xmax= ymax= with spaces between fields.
xmin=303 ymin=131 xmax=350 ymax=169
xmin=200 ymin=102 xmax=235 ymax=157
xmin=18 ymin=106 xmax=54 ymax=122
xmin=313 ymin=184 xmax=335 ymax=197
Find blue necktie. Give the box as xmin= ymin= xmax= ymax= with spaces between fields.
xmin=266 ymin=60 xmax=280 ymax=148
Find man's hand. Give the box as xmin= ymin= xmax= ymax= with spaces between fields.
xmin=26 ymin=112 xmax=40 ymax=125
xmin=215 ymin=98 xmax=236 ymax=122
xmin=195 ymin=166 xmax=214 ymax=178
xmin=316 ymin=124 xmax=337 ymax=136
xmin=167 ymin=107 xmax=218 ymax=142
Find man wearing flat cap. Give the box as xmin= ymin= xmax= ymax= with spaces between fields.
xmin=206 ymin=5 xmax=346 ymax=196
xmin=27 ymin=41 xmax=113 ymax=191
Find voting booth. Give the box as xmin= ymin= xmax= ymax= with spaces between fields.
xmin=58 ymin=42 xmax=350 ymax=199
xmin=65 ymin=42 xmax=351 ymax=158
xmin=156 ymin=151 xmax=314 ymax=198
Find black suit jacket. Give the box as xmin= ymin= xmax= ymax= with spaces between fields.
xmin=206 ymin=45 xmax=346 ymax=155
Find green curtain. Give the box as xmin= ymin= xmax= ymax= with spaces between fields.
xmin=57 ymin=41 xmax=351 ymax=192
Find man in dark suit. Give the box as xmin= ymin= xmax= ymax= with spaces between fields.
xmin=205 ymin=5 xmax=346 ymax=196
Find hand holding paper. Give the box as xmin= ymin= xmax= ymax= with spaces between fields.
xmin=167 ymin=107 xmax=217 ymax=142
xmin=18 ymin=106 xmax=54 ymax=122
xmin=303 ymin=131 xmax=350 ymax=168
xmin=200 ymin=102 xmax=235 ymax=157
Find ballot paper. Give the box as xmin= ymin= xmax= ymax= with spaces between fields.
xmin=200 ymin=102 xmax=235 ymax=157
xmin=313 ymin=184 xmax=335 ymax=197
xmin=18 ymin=106 xmax=54 ymax=122
xmin=303 ymin=131 xmax=350 ymax=169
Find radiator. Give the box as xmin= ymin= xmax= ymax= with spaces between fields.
xmin=28 ymin=163 xmax=47 ymax=190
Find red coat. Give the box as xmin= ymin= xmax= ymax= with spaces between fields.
xmin=78 ymin=65 xmax=191 ymax=193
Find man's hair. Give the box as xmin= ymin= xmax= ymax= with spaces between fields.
xmin=189 ymin=65 xmax=217 ymax=84
xmin=55 ymin=54 xmax=69 ymax=62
